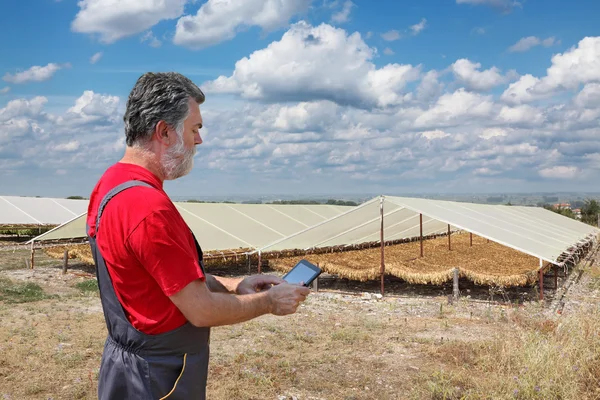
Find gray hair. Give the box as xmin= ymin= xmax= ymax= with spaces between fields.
xmin=124 ymin=72 xmax=205 ymax=147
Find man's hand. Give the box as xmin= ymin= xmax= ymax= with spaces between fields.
xmin=236 ymin=274 xmax=285 ymax=294
xmin=267 ymin=283 xmax=311 ymax=315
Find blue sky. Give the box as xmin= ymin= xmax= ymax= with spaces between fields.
xmin=1 ymin=0 xmax=600 ymax=199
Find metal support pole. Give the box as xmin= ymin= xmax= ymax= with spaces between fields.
xmin=447 ymin=224 xmax=451 ymax=251
xmin=538 ymin=259 xmax=544 ymax=301
xmin=554 ymin=264 xmax=558 ymax=289
xmin=470 ymin=232 xmax=473 ymax=247
xmin=314 ymin=263 xmax=319 ymax=292
xmin=380 ymin=197 xmax=385 ymax=297
xmin=62 ymin=250 xmax=69 ymax=275
xmin=258 ymin=251 xmax=262 ymax=274
xmin=30 ymin=241 xmax=34 ymax=269
xmin=453 ymin=268 xmax=459 ymax=300
xmin=419 ymin=213 xmax=424 ymax=258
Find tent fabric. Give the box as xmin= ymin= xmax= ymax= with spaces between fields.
xmin=255 ymin=197 xmax=450 ymax=252
xmin=31 ymin=203 xmax=352 ymax=251
xmin=0 ymin=196 xmax=88 ymax=226
xmin=257 ymin=196 xmax=599 ymax=266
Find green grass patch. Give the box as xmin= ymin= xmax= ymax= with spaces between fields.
xmin=74 ymin=279 xmax=98 ymax=293
xmin=0 ymin=277 xmax=52 ymax=303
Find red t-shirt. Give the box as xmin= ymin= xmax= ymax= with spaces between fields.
xmin=87 ymin=162 xmax=205 ymax=334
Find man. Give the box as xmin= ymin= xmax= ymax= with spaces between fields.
xmin=86 ymin=72 xmax=310 ymax=399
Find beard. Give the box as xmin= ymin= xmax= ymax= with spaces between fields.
xmin=162 ymin=133 xmax=196 ymax=180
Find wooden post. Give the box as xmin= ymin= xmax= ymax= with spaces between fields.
xmin=554 ymin=264 xmax=558 ymax=289
xmin=63 ymin=250 xmax=69 ymax=274
xmin=470 ymin=232 xmax=473 ymax=247
xmin=419 ymin=213 xmax=424 ymax=258
xmin=538 ymin=259 xmax=544 ymax=301
xmin=30 ymin=242 xmax=34 ymax=269
xmin=453 ymin=268 xmax=459 ymax=300
xmin=258 ymin=251 xmax=262 ymax=274
xmin=447 ymin=225 xmax=451 ymax=251
xmin=380 ymin=197 xmax=385 ymax=297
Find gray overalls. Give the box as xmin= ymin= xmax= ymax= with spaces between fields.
xmin=88 ymin=181 xmax=210 ymax=399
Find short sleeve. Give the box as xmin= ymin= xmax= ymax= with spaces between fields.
xmin=126 ymin=208 xmax=205 ymax=297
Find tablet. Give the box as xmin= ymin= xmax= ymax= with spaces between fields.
xmin=282 ymin=259 xmax=322 ymax=287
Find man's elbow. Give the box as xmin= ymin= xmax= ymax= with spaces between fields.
xmin=187 ymin=313 xmax=213 ymax=328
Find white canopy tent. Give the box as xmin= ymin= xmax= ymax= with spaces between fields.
xmin=29 ymin=203 xmax=353 ymax=253
xmin=0 ymin=196 xmax=88 ymax=226
xmin=257 ymin=196 xmax=599 ymax=267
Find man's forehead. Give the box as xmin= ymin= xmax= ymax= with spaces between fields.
xmin=188 ymin=99 xmax=203 ymax=123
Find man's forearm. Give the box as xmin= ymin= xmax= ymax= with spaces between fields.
xmin=205 ymin=274 xmax=243 ymax=293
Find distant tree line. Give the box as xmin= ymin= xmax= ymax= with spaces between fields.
xmin=186 ymin=200 xmax=236 ymax=204
xmin=269 ymin=199 xmax=358 ymax=206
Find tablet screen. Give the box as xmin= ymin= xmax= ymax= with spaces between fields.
xmin=283 ymin=260 xmax=319 ymax=285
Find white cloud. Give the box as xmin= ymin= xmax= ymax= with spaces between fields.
xmin=365 ymin=31 xmax=372 ymax=39
xmin=501 ymin=37 xmax=600 ymax=104
xmin=574 ymin=83 xmax=600 ymax=109
xmin=0 ymin=97 xmax=48 ymax=121
xmin=539 ymin=165 xmax=579 ymax=179
xmin=381 ymin=30 xmax=401 ymax=41
xmin=410 ymin=18 xmax=427 ymax=35
xmin=479 ymin=127 xmax=508 ymax=139
xmin=414 ymin=89 xmax=494 ymax=128
xmin=141 ymin=31 xmax=162 ymax=47
xmin=421 ymin=129 xmax=449 ymax=140
xmin=0 ymin=87 xmax=9 ymax=94
xmin=0 ymin=119 xmax=37 ymax=143
xmin=71 ymin=0 xmax=187 ymax=44
xmin=3 ymin=63 xmax=66 ymax=84
xmin=500 ymin=74 xmax=544 ymax=105
xmin=509 ymin=36 xmax=540 ymax=52
xmin=456 ymin=0 xmax=521 ymax=12
xmin=383 ymin=47 xmax=394 ymax=55
xmin=497 ymin=104 xmax=544 ymax=125
xmin=417 ymin=70 xmax=444 ymax=102
xmin=451 ymin=58 xmax=511 ymax=91
xmin=173 ymin=0 xmax=311 ymax=49
xmin=52 ymin=140 xmax=81 ymax=152
xmin=538 ymin=37 xmax=600 ymax=91
xmin=4 ymin=32 xmax=600 ymax=195
xmin=473 ymin=27 xmax=486 ymax=35
xmin=542 ymin=37 xmax=558 ymax=47
xmin=474 ymin=167 xmax=501 ymax=176
xmin=509 ymin=36 xmax=558 ymax=52
xmin=204 ymin=22 xmax=421 ymax=108
xmin=57 ymin=91 xmax=120 ymax=127
xmin=331 ymin=1 xmax=353 ymax=23
xmin=90 ymin=52 xmax=103 ymax=64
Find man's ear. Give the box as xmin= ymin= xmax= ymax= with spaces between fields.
xmin=154 ymin=120 xmax=171 ymax=146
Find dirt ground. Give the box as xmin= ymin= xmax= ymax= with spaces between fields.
xmin=0 ymin=246 xmax=599 ymax=400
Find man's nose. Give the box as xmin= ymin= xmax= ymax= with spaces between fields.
xmin=195 ymin=132 xmax=203 ymax=145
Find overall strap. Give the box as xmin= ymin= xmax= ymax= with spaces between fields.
xmin=95 ymin=180 xmax=153 ymax=235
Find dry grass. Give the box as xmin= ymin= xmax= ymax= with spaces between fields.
xmin=270 ymin=233 xmax=542 ymax=287
xmin=45 ymin=245 xmax=95 ymax=265
xmin=423 ymin=306 xmax=600 ymax=399
xmin=0 ymin=299 xmax=106 ymax=399
xmin=2 ymin=291 xmax=599 ymax=400
xmin=2 ymin=249 xmax=599 ymax=400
